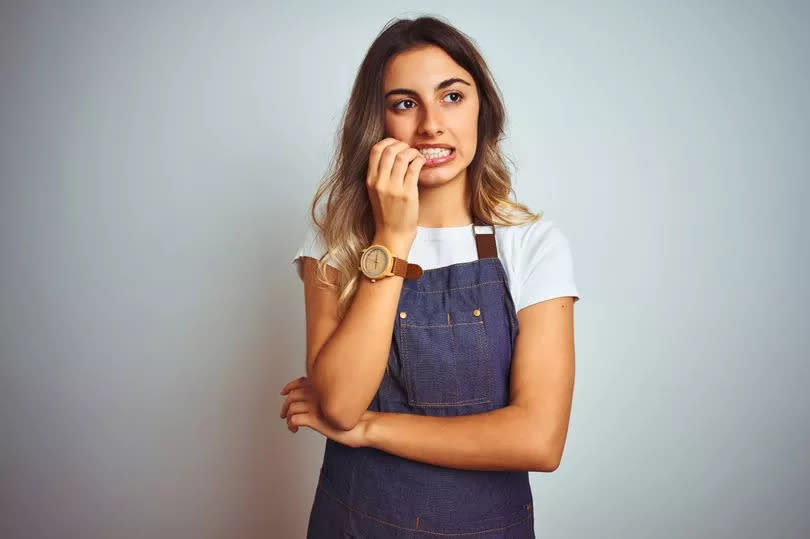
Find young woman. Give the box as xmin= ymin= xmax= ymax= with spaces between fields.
xmin=280 ymin=15 xmax=580 ymax=538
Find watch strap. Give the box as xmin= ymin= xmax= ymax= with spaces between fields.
xmin=392 ymin=256 xmax=423 ymax=280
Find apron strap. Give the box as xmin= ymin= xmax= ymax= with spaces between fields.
xmin=472 ymin=217 xmax=497 ymax=259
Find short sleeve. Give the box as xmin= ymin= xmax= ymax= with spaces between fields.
xmin=290 ymin=222 xmax=337 ymax=282
xmin=516 ymin=222 xmax=580 ymax=311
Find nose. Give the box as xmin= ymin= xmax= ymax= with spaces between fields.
xmin=417 ymin=101 xmax=444 ymax=137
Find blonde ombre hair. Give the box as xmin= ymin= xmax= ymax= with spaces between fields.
xmin=307 ymin=15 xmax=541 ymax=318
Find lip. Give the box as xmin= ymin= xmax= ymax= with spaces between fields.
xmin=415 ymin=143 xmax=454 ymax=150
xmin=416 ymin=145 xmax=456 ymax=168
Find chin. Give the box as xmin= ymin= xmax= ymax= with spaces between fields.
xmin=421 ymin=167 xmax=462 ymax=182
xmin=418 ymin=172 xmax=451 ymax=186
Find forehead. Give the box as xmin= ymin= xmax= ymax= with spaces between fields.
xmin=383 ymin=45 xmax=473 ymax=90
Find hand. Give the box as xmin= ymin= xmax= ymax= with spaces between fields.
xmin=279 ymin=376 xmax=375 ymax=448
xmin=366 ymin=138 xmax=425 ymax=242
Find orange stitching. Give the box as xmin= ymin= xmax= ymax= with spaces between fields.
xmin=403 ymin=321 xmax=483 ymax=328
xmin=399 ymin=315 xmax=492 ymax=407
xmin=402 ymin=280 xmax=504 ymax=294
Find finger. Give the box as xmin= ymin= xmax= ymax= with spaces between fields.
xmin=403 ymin=153 xmax=426 ymax=192
xmin=287 ymin=401 xmax=310 ymax=416
xmin=389 ymin=148 xmax=424 ymax=188
xmin=280 ymin=387 xmax=315 ymax=418
xmin=288 ymin=411 xmax=309 ymax=432
xmin=280 ymin=397 xmax=289 ymax=418
xmin=279 ymin=377 xmax=304 ymax=396
xmin=367 ymin=138 xmax=401 ymax=186
xmin=280 ymin=376 xmax=308 ymax=395
xmin=376 ymin=141 xmax=410 ymax=185
xmin=280 ymin=387 xmax=307 ymax=417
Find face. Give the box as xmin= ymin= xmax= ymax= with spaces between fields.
xmin=383 ymin=44 xmax=480 ymax=187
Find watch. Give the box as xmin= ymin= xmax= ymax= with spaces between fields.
xmin=359 ymin=244 xmax=423 ymax=281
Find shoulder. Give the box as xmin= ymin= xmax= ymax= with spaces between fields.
xmin=495 ymin=212 xmax=572 ymax=267
xmin=295 ymin=218 xmax=327 ymax=257
xmin=497 ymin=215 xmax=568 ymax=251
xmin=495 ymin=213 xmax=580 ymax=311
xmin=291 ymin=217 xmax=333 ymax=281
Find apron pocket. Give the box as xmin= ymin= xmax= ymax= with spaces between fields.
xmin=398 ymin=307 xmax=493 ymax=408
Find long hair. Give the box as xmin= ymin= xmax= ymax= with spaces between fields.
xmin=308 ymin=15 xmax=541 ymax=318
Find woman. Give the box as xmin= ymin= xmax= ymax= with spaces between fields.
xmin=281 ymin=15 xmax=580 ymax=538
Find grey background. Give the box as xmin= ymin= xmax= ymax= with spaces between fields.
xmin=1 ymin=1 xmax=808 ymax=538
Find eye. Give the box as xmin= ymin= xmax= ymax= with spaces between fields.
xmin=391 ymin=92 xmax=464 ymax=112
xmin=392 ymin=99 xmax=416 ymax=111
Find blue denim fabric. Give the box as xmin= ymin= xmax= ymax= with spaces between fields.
xmin=307 ymin=229 xmax=534 ymax=538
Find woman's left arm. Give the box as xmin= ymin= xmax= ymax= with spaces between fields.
xmin=364 ymin=296 xmax=575 ymax=472
xmin=281 ymin=296 xmax=575 ymax=472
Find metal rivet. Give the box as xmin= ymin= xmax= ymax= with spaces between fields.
xmin=400 ymin=311 xmax=407 ymax=318
xmin=473 ymin=308 xmax=481 ymax=317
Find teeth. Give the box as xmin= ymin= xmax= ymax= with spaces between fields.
xmin=419 ymin=148 xmax=452 ymax=158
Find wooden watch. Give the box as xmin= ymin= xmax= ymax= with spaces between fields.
xmin=359 ymin=244 xmax=423 ymax=281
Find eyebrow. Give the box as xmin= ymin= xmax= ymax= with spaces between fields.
xmin=384 ymin=77 xmax=472 ymax=99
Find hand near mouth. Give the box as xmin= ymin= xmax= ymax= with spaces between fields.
xmin=413 ymin=144 xmax=455 ymax=167
xmin=366 ymin=138 xmax=425 ymax=243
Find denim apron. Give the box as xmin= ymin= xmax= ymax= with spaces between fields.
xmin=307 ymin=219 xmax=535 ymax=538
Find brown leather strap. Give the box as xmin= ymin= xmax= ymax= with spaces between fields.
xmin=391 ymin=257 xmax=423 ymax=280
xmin=405 ymin=261 xmax=423 ymax=279
xmin=473 ymin=217 xmax=497 ymax=259
xmin=391 ymin=257 xmax=406 ymax=278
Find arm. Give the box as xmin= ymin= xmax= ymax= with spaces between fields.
xmin=363 ymin=296 xmax=576 ymax=472
xmin=301 ymin=232 xmax=414 ymax=431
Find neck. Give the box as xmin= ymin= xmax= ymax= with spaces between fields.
xmin=416 ymin=169 xmax=473 ymax=227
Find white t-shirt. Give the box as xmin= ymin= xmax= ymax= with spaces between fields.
xmin=291 ymin=216 xmax=580 ymax=312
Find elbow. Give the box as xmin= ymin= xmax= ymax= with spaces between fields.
xmin=528 ymin=450 xmax=561 ymax=473
xmin=309 ymin=362 xmax=365 ymax=431
xmin=311 ymin=375 xmax=360 ymax=431
xmin=517 ymin=404 xmax=569 ymax=472
xmin=534 ymin=454 xmax=561 ymax=473
xmin=528 ymin=430 xmax=565 ymax=472
xmin=320 ymin=396 xmax=362 ymax=431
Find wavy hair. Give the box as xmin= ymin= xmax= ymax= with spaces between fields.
xmin=307 ymin=15 xmax=541 ymax=318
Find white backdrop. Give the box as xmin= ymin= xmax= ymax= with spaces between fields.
xmin=1 ymin=2 xmax=808 ymax=538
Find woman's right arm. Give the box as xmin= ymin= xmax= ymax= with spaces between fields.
xmin=301 ymin=231 xmax=412 ymax=431
xmin=304 ymin=139 xmax=424 ymax=431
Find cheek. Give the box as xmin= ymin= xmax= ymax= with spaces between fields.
xmin=459 ymin=109 xmax=479 ymax=155
xmin=384 ymin=113 xmax=409 ymax=138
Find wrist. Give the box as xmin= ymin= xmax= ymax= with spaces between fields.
xmin=372 ymin=232 xmax=414 ymax=260
xmin=359 ymin=410 xmax=381 ymax=448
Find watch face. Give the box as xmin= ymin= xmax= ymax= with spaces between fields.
xmin=361 ymin=246 xmax=390 ymax=277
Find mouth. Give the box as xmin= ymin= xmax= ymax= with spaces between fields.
xmin=418 ymin=147 xmax=456 ymax=168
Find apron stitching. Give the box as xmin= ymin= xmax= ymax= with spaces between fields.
xmin=402 ymin=279 xmax=504 ymax=294
xmin=401 ymin=304 xmax=493 ymax=407
xmin=403 ymin=322 xmax=482 ymax=328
